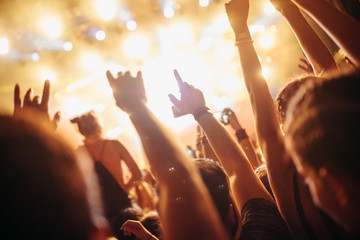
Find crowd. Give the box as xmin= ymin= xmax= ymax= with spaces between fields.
xmin=1 ymin=0 xmax=360 ymax=239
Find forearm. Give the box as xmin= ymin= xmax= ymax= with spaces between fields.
xmin=129 ymin=104 xmax=227 ymax=240
xmin=238 ymin=138 xmax=261 ymax=169
xmin=281 ymin=5 xmax=338 ymax=75
xmin=291 ymin=0 xmax=360 ymax=67
xmin=197 ymin=113 xmax=273 ymax=207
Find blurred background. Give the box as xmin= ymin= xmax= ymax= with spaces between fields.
xmin=0 ymin=0 xmax=357 ymax=167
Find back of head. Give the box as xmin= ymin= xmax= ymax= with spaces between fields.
xmin=0 ymin=115 xmax=95 ymax=239
xmin=71 ymin=111 xmax=102 ymax=138
xmin=276 ymin=75 xmax=319 ymax=125
xmin=285 ymin=70 xmax=360 ymax=184
xmin=194 ymin=159 xmax=232 ymax=226
xmin=141 ymin=211 xmax=163 ymax=240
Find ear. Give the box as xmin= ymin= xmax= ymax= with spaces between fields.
xmin=319 ymin=167 xmax=348 ymax=207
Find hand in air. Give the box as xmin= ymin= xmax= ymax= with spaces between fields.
xmin=225 ymin=0 xmax=249 ymax=33
xmin=221 ymin=108 xmax=242 ymax=131
xmin=106 ymin=70 xmax=147 ymax=114
xmin=269 ymin=0 xmax=296 ymax=12
xmin=14 ymin=80 xmax=61 ymax=128
xmin=120 ymin=220 xmax=155 ymax=240
xmin=168 ymin=69 xmax=206 ymax=116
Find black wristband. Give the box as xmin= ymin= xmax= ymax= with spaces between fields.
xmin=193 ymin=107 xmax=211 ymax=121
xmin=235 ymin=128 xmax=248 ymax=141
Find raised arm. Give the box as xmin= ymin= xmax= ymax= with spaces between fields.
xmin=169 ymin=70 xmax=274 ymax=210
xmin=112 ymin=140 xmax=142 ymax=191
xmin=225 ymin=0 xmax=291 ymax=181
xmin=290 ymin=0 xmax=360 ymax=68
xmin=270 ymin=0 xmax=338 ymax=75
xmin=222 ymin=108 xmax=262 ymax=169
xmin=106 ymin=70 xmax=227 ymax=240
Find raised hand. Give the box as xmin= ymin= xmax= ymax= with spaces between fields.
xmin=14 ymin=80 xmax=60 ymax=128
xmin=106 ymin=70 xmax=147 ymax=114
xmin=221 ymin=108 xmax=242 ymax=131
xmin=225 ymin=0 xmax=249 ymax=33
xmin=121 ymin=220 xmax=156 ymax=240
xmin=168 ymin=69 xmax=206 ymax=116
xmin=298 ymin=57 xmax=314 ymax=74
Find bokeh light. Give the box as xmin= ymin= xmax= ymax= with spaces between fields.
xmin=94 ymin=0 xmax=117 ymax=20
xmin=40 ymin=17 xmax=62 ymax=39
xmin=126 ymin=20 xmax=137 ymax=31
xmin=0 ymin=38 xmax=9 ymax=54
xmin=199 ymin=0 xmax=211 ymax=7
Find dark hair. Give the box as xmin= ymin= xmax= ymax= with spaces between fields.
xmin=141 ymin=211 xmax=163 ymax=240
xmin=112 ymin=207 xmax=143 ymax=240
xmin=276 ymin=75 xmax=318 ymax=124
xmin=0 ymin=116 xmax=95 ymax=239
xmin=255 ymin=164 xmax=274 ymax=199
xmin=71 ymin=111 xmax=102 ymax=137
xmin=285 ymin=71 xmax=360 ymax=183
xmin=195 ymin=158 xmax=233 ymax=226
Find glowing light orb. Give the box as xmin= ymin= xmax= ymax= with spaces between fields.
xmin=40 ymin=69 xmax=56 ymax=83
xmin=163 ymin=6 xmax=175 ymax=18
xmin=259 ymin=34 xmax=274 ymax=49
xmin=0 ymin=38 xmax=9 ymax=54
xmin=95 ymin=30 xmax=106 ymax=41
xmin=31 ymin=52 xmax=40 ymax=61
xmin=123 ymin=34 xmax=149 ymax=59
xmin=94 ymin=0 xmax=117 ymax=20
xmin=126 ymin=20 xmax=137 ymax=31
xmin=199 ymin=0 xmax=210 ymax=7
xmin=40 ymin=17 xmax=62 ymax=39
xmin=63 ymin=41 xmax=73 ymax=51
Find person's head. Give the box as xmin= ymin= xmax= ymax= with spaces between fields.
xmin=140 ymin=211 xmax=163 ymax=240
xmin=113 ymin=207 xmax=143 ymax=240
xmin=0 ymin=115 xmax=108 ymax=239
xmin=276 ymin=75 xmax=319 ymax=126
xmin=284 ymin=71 xmax=360 ymax=233
xmin=255 ymin=164 xmax=274 ymax=199
xmin=71 ymin=111 xmax=102 ymax=139
xmin=195 ymin=158 xmax=237 ymax=237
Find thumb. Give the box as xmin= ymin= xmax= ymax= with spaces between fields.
xmin=168 ymin=94 xmax=181 ymax=107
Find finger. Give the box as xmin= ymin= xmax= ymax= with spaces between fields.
xmin=14 ymin=84 xmax=21 ymax=113
xmin=32 ymin=96 xmax=40 ymax=105
xmin=299 ymin=58 xmax=308 ymax=65
xmin=136 ymin=71 xmax=142 ymax=79
xmin=298 ymin=65 xmax=307 ymax=71
xmin=173 ymin=69 xmax=184 ymax=90
xmin=24 ymin=88 xmax=32 ymax=107
xmin=106 ymin=70 xmax=115 ymax=87
xmin=168 ymin=94 xmax=181 ymax=107
xmin=52 ymin=111 xmax=61 ymax=129
xmin=41 ymin=80 xmax=50 ymax=108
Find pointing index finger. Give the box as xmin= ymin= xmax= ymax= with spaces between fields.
xmin=173 ymin=69 xmax=184 ymax=90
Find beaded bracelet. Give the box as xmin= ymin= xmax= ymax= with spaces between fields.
xmin=235 ymin=128 xmax=248 ymax=141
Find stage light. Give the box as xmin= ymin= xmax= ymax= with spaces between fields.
xmin=199 ymin=0 xmax=211 ymax=7
xmin=40 ymin=69 xmax=56 ymax=83
xmin=123 ymin=34 xmax=149 ymax=59
xmin=259 ymin=34 xmax=274 ymax=49
xmin=40 ymin=17 xmax=62 ymax=39
xmin=126 ymin=20 xmax=137 ymax=31
xmin=94 ymin=0 xmax=117 ymax=21
xmin=81 ymin=52 xmax=102 ymax=71
xmin=169 ymin=22 xmax=193 ymax=46
xmin=63 ymin=41 xmax=73 ymax=51
xmin=163 ymin=5 xmax=175 ymax=18
xmin=95 ymin=30 xmax=106 ymax=41
xmin=264 ymin=2 xmax=276 ymax=14
xmin=31 ymin=52 xmax=40 ymax=61
xmin=0 ymin=38 xmax=9 ymax=54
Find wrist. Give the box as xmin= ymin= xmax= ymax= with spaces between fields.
xmin=235 ymin=128 xmax=249 ymax=142
xmin=193 ymin=107 xmax=212 ymax=121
